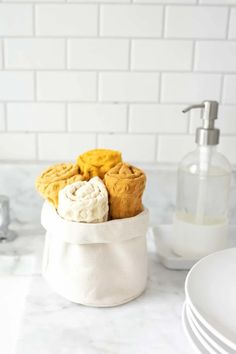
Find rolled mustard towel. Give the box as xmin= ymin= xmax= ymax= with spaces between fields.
xmin=57 ymin=176 xmax=109 ymax=223
xmin=104 ymin=163 xmax=146 ymax=220
xmin=35 ymin=163 xmax=83 ymax=208
xmin=77 ymin=149 xmax=122 ymax=180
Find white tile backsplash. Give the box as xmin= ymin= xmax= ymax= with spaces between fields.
xmin=0 ymin=104 xmax=5 ymax=131
xmin=5 ymin=39 xmax=66 ymax=70
xmin=129 ymin=104 xmax=188 ymax=133
xmin=0 ymin=1 xmax=236 ymax=166
xmin=37 ymin=72 xmax=97 ymax=101
xmin=38 ymin=133 xmax=96 ymax=161
xmin=0 ymin=72 xmax=34 ymax=101
xmin=68 ymin=39 xmax=129 ymax=70
xmin=0 ymin=41 xmax=2 ymax=69
xmin=195 ymin=42 xmax=236 ymax=72
xmin=229 ymin=8 xmax=236 ymax=39
xmin=99 ymin=73 xmax=160 ymax=102
xmin=165 ymin=6 xmax=228 ymax=39
xmin=132 ymin=40 xmax=193 ymax=71
xmin=98 ymin=134 xmax=156 ymax=162
xmin=68 ymin=104 xmax=127 ymax=132
xmin=0 ymin=134 xmax=36 ymax=160
xmin=161 ymin=73 xmax=221 ymax=103
xmin=35 ymin=5 xmax=98 ymax=36
xmin=100 ymin=5 xmax=163 ymax=37
xmin=7 ymin=103 xmax=66 ymax=132
xmin=0 ymin=4 xmax=33 ymax=36
xmin=222 ymin=75 xmax=236 ymax=104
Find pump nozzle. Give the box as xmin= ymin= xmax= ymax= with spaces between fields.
xmin=182 ymin=100 xmax=220 ymax=146
xmin=182 ymin=104 xmax=204 ymax=114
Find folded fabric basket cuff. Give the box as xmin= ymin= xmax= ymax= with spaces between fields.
xmin=41 ymin=202 xmax=149 ymax=307
xmin=41 ymin=202 xmax=149 ymax=244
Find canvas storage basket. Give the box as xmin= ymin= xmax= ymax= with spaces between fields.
xmin=41 ymin=202 xmax=149 ymax=307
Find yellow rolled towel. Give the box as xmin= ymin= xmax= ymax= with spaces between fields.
xmin=35 ymin=163 xmax=83 ymax=208
xmin=77 ymin=149 xmax=122 ymax=180
xmin=104 ymin=162 xmax=146 ymax=219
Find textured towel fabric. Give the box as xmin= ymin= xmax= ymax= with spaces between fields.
xmin=35 ymin=163 xmax=83 ymax=208
xmin=104 ymin=163 xmax=146 ymax=219
xmin=77 ymin=149 xmax=122 ymax=180
xmin=57 ymin=177 xmax=109 ymax=223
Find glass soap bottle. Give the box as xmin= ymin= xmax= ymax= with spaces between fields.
xmin=172 ymin=100 xmax=232 ymax=258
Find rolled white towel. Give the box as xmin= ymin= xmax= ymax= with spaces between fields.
xmin=57 ymin=176 xmax=109 ymax=223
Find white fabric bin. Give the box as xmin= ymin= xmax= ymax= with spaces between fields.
xmin=41 ymin=202 xmax=149 ymax=307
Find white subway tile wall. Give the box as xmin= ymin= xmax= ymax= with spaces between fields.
xmin=0 ymin=1 xmax=235 ymax=164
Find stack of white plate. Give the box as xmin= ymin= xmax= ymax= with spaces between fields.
xmin=182 ymin=247 xmax=236 ymax=354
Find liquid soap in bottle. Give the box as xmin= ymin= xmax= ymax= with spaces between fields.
xmin=172 ymin=101 xmax=231 ymax=258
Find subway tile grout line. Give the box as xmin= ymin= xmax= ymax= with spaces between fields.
xmin=126 ymin=104 xmax=130 ymax=133
xmin=2 ymin=36 xmax=236 ymax=41
xmin=95 ymin=71 xmax=99 ymax=102
xmin=33 ymin=71 xmax=37 ymax=101
xmin=65 ymin=102 xmax=69 ymax=132
xmin=3 ymin=101 xmax=236 ymax=106
xmin=155 ymin=134 xmax=158 ymax=162
xmin=2 ymin=68 xmax=236 ymax=74
xmin=0 ymin=2 xmax=234 ymax=6
xmin=220 ymin=74 xmax=225 ymax=104
xmin=3 ymin=103 xmax=7 ymax=132
xmin=191 ymin=40 xmax=196 ymax=72
xmin=97 ymin=72 xmax=100 ymax=102
xmin=226 ymin=6 xmax=231 ymax=40
xmin=32 ymin=4 xmax=36 ymax=36
xmin=97 ymin=4 xmax=100 ymax=37
xmin=128 ymin=39 xmax=132 ymax=71
xmin=0 ymin=131 xmax=197 ymax=136
xmin=65 ymin=38 xmax=68 ymax=69
xmin=161 ymin=5 xmax=166 ymax=39
xmin=158 ymin=72 xmax=162 ymax=103
xmin=1 ymin=39 xmax=5 ymax=70
xmin=35 ymin=132 xmax=39 ymax=160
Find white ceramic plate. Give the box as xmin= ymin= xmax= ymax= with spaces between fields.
xmin=186 ymin=303 xmax=234 ymax=354
xmin=186 ymin=304 xmax=219 ymax=354
xmin=185 ymin=247 xmax=236 ymax=351
xmin=182 ymin=303 xmax=209 ymax=354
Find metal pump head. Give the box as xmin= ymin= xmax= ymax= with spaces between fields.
xmin=183 ymin=100 xmax=220 ymax=146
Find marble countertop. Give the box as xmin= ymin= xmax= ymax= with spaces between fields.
xmin=0 ymin=226 xmax=191 ymax=354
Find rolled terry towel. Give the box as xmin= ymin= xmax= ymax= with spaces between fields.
xmin=77 ymin=149 xmax=122 ymax=180
xmin=104 ymin=163 xmax=146 ymax=220
xmin=57 ymin=176 xmax=109 ymax=223
xmin=35 ymin=163 xmax=83 ymax=208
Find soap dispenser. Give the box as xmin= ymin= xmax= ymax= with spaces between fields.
xmin=172 ymin=100 xmax=231 ymax=258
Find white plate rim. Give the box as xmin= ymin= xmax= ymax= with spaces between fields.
xmin=186 ymin=303 xmax=230 ymax=354
xmin=185 ymin=248 xmax=236 ymax=351
xmin=185 ymin=304 xmax=219 ymax=354
xmin=182 ymin=303 xmax=209 ymax=354
xmin=186 ymin=300 xmax=235 ymax=354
